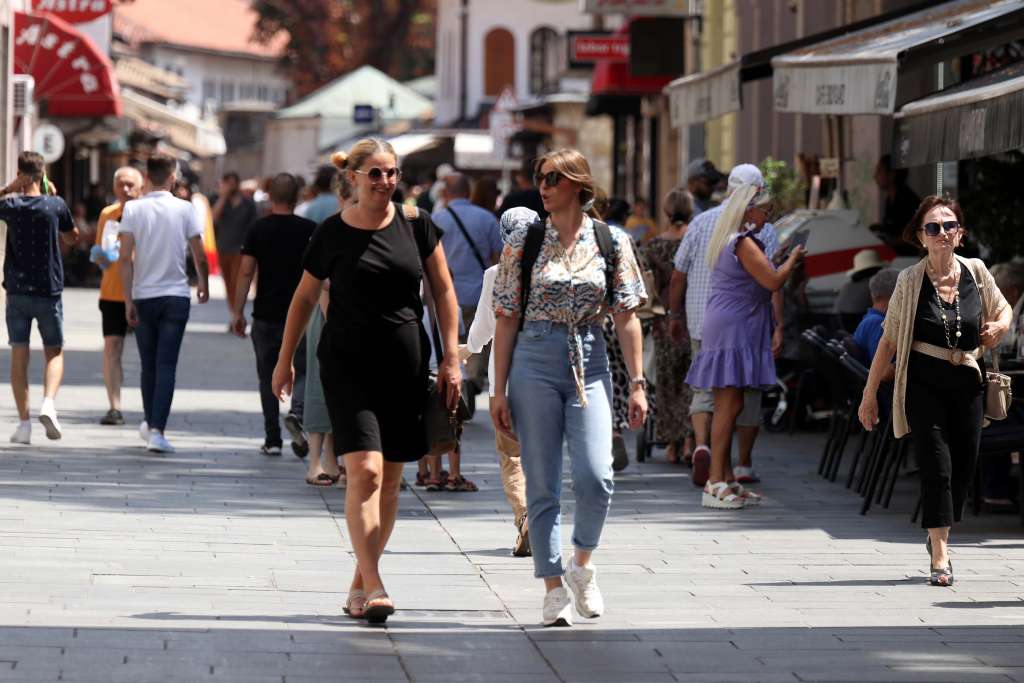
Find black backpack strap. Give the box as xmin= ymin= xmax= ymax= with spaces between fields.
xmin=518 ymin=221 xmax=546 ymax=331
xmin=591 ymin=219 xmax=617 ymax=306
xmin=446 ymin=206 xmax=488 ymax=272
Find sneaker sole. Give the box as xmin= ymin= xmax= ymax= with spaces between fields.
xmin=147 ymin=446 xmax=175 ymax=454
xmin=691 ymin=448 xmax=710 ymax=487
xmin=543 ymin=617 xmax=572 ymax=627
xmin=38 ymin=415 xmax=61 ymax=440
xmin=283 ymin=416 xmax=307 ymax=447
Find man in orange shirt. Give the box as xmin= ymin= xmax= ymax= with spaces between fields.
xmin=93 ymin=166 xmax=143 ymax=425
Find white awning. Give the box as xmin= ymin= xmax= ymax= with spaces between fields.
xmin=121 ymin=89 xmax=226 ymax=158
xmin=454 ymin=132 xmax=518 ymax=170
xmin=893 ymin=62 xmax=1024 ymax=166
xmin=386 ymin=133 xmax=442 ymax=158
xmin=771 ymin=0 xmax=1024 ymax=115
xmin=664 ymin=61 xmax=742 ymax=128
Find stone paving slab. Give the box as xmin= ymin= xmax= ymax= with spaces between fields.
xmin=0 ymin=287 xmax=1022 ymax=682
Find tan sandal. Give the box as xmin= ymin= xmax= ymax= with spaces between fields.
xmin=363 ymin=590 xmax=395 ymax=625
xmin=343 ymin=590 xmax=366 ymax=619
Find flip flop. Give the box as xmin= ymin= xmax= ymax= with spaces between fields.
xmin=305 ymin=473 xmax=335 ymax=487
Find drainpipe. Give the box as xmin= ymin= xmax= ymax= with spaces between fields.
xmin=459 ymin=0 xmax=469 ymax=123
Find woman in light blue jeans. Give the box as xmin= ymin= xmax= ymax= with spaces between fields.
xmin=491 ymin=149 xmax=647 ymax=627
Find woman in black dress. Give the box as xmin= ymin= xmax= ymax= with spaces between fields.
xmin=273 ymin=138 xmax=462 ymax=623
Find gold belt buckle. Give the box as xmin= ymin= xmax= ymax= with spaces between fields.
xmin=949 ymin=349 xmax=965 ymax=365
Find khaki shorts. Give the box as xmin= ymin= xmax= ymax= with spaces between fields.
xmin=688 ymin=338 xmax=762 ymax=427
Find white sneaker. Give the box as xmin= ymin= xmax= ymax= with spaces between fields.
xmin=565 ymin=558 xmax=604 ymax=618
xmin=38 ymin=405 xmax=62 ymax=440
xmin=138 ymin=421 xmax=150 ymax=442
xmin=542 ymin=587 xmax=573 ymax=627
xmin=9 ymin=423 xmax=30 ymax=445
xmin=147 ymin=432 xmax=176 ymax=453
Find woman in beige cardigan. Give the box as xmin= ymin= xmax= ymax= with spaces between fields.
xmin=858 ymin=196 xmax=1011 ymax=587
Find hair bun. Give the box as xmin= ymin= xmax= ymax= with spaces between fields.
xmin=331 ymin=151 xmax=349 ymax=170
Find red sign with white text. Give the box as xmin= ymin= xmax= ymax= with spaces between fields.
xmin=31 ymin=0 xmax=112 ymax=25
xmin=571 ymin=35 xmax=630 ymax=64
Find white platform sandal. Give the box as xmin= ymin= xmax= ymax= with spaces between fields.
xmin=702 ymin=481 xmax=746 ymax=509
xmin=730 ymin=481 xmax=762 ymax=506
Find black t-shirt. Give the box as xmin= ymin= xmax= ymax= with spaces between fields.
xmin=302 ymin=204 xmax=442 ymax=351
xmin=910 ymin=268 xmax=984 ymax=389
xmin=0 ymin=195 xmax=75 ymax=296
xmin=241 ymin=213 xmax=316 ymax=323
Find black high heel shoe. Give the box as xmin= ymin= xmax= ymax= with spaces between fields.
xmin=926 ymin=537 xmax=954 ymax=586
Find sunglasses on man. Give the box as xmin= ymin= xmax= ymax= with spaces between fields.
xmin=354 ymin=167 xmax=402 ymax=182
xmin=534 ymin=171 xmax=564 ymax=188
xmin=922 ymin=220 xmax=960 ymax=237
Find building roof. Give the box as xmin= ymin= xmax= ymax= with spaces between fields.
xmin=276 ymin=65 xmax=434 ymax=121
xmin=115 ymin=56 xmax=189 ymax=102
xmin=114 ymin=0 xmax=286 ymax=60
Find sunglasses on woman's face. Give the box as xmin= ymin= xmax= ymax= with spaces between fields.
xmin=922 ymin=220 xmax=960 ymax=237
xmin=354 ymin=167 xmax=402 ymax=182
xmin=534 ymin=171 xmax=564 ymax=188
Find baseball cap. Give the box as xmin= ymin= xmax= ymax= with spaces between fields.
xmin=686 ymin=158 xmax=726 ymax=183
xmin=728 ymin=163 xmax=770 ymax=204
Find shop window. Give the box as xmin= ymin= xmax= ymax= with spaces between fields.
xmin=529 ymin=27 xmax=562 ymax=95
xmin=484 ymin=27 xmax=515 ymax=97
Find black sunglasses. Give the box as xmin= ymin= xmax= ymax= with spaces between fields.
xmin=534 ymin=171 xmax=564 ymax=188
xmin=354 ymin=166 xmax=402 ymax=182
xmin=922 ymin=220 xmax=960 ymax=237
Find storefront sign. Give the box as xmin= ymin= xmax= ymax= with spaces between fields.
xmin=31 ymin=0 xmax=113 ymax=24
xmin=772 ymin=62 xmax=897 ymax=115
xmin=580 ymin=0 xmax=692 ymax=16
xmin=32 ymin=123 xmax=65 ymax=163
xmin=570 ymin=34 xmax=630 ymax=65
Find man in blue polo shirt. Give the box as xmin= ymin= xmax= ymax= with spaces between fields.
xmin=432 ymin=173 xmax=501 ymax=396
xmin=1 ymin=151 xmax=79 ymax=444
xmin=854 ymin=267 xmax=899 ymax=370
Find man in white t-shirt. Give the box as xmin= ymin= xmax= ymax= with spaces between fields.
xmin=118 ymin=153 xmax=209 ymax=453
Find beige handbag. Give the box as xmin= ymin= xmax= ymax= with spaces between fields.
xmin=985 ymin=353 xmax=1012 ymax=421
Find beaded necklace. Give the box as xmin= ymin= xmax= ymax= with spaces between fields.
xmin=928 ymin=261 xmax=961 ymax=349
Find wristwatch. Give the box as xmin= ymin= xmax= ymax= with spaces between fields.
xmin=629 ymin=376 xmax=648 ymax=391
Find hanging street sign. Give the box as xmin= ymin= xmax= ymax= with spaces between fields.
xmin=31 ymin=0 xmax=113 ymax=24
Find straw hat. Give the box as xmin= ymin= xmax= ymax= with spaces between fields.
xmin=847 ymin=249 xmax=888 ymax=277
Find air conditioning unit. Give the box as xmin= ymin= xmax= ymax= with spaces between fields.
xmin=13 ymin=75 xmax=35 ymax=117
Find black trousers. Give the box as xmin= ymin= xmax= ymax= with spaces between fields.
xmin=906 ymin=377 xmax=984 ymax=529
xmin=251 ymin=319 xmax=306 ymax=445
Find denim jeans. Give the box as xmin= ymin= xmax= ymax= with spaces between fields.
xmin=6 ymin=294 xmax=64 ymax=347
xmin=134 ymin=296 xmax=190 ymax=432
xmin=251 ymin=318 xmax=306 ymax=446
xmin=508 ymin=321 xmax=614 ymax=578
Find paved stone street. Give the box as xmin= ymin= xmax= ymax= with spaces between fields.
xmin=0 ymin=285 xmax=1022 ymax=683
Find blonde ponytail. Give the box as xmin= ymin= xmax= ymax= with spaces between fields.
xmin=705 ymin=184 xmax=759 ymax=270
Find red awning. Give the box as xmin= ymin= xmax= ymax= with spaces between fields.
xmin=590 ymin=23 xmax=675 ymax=97
xmin=14 ymin=11 xmax=122 ymax=118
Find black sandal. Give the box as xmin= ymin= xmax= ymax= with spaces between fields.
xmin=363 ymin=590 xmax=395 ymax=625
xmin=930 ymin=562 xmax=954 ymax=586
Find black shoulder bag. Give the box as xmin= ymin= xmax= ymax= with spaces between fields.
xmin=446 ymin=206 xmax=489 ymax=272
xmin=404 ymin=204 xmax=471 ymax=456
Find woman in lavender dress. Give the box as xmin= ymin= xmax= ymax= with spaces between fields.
xmin=685 ymin=182 xmax=805 ymax=509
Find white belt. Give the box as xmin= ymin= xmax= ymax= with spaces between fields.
xmin=910 ymin=341 xmax=982 ymax=380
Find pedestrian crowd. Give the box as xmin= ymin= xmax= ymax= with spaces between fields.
xmin=1 ymin=140 xmax=1019 ymax=623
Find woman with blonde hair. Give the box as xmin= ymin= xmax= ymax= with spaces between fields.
xmin=685 ymin=181 xmax=804 ymax=509
xmin=491 ymin=148 xmax=647 ymax=627
xmin=273 ymin=138 xmax=462 ymax=623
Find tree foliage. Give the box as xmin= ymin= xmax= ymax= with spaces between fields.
xmin=251 ymin=0 xmax=436 ymax=98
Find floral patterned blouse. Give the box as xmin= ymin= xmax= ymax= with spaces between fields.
xmin=493 ymin=216 xmax=646 ymax=404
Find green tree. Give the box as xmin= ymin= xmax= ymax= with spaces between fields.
xmin=251 ymin=0 xmax=436 ymax=98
